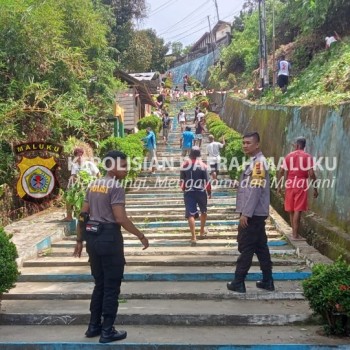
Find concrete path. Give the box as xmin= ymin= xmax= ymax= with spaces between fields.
xmin=1 ymin=101 xmax=342 ymax=349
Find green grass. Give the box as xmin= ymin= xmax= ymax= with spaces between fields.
xmin=262 ymin=39 xmax=350 ymax=106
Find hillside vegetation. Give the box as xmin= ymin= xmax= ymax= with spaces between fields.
xmin=209 ymin=0 xmax=350 ymax=106
xmin=0 ymin=0 xmax=163 ymax=224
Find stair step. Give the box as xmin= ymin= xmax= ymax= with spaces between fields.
xmin=17 ymin=271 xmax=311 ymax=283
xmin=64 ymin=230 xmax=281 ymax=240
xmin=52 ymin=239 xmax=289 ymax=248
xmin=48 ymin=245 xmax=296 ymax=256
xmin=4 ymin=281 xmax=305 ymax=301
xmin=128 ymin=213 xmax=239 ymax=222
xmin=1 ymin=108 xmax=323 ymax=347
xmin=0 ymin=299 xmax=313 ymax=326
xmin=124 ymin=191 xmax=234 ymax=198
xmin=23 ymin=255 xmax=304 ymax=267
xmin=0 ymin=325 xmax=348 ymax=348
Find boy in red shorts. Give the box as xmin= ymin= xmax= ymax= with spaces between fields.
xmin=277 ymin=137 xmax=318 ymax=240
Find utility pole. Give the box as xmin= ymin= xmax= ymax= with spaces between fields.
xmin=272 ymin=0 xmax=276 ymax=90
xmin=213 ymin=0 xmax=220 ymax=21
xmin=207 ymin=16 xmax=216 ymax=61
xmin=258 ymin=0 xmax=269 ymax=89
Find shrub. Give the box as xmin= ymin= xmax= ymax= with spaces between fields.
xmin=137 ymin=115 xmax=162 ymax=133
xmin=189 ymin=77 xmax=202 ymax=91
xmin=224 ymin=139 xmax=245 ymax=180
xmin=302 ymin=259 xmax=350 ymax=335
xmin=64 ymin=170 xmax=95 ymax=219
xmin=0 ymin=227 xmax=20 ymax=295
xmin=99 ymin=134 xmax=145 ymax=180
xmin=164 ymin=77 xmax=172 ymax=89
xmin=205 ymin=112 xmax=244 ymax=180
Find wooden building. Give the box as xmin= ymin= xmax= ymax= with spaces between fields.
xmin=114 ymin=70 xmax=157 ymax=133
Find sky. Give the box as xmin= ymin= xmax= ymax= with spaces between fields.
xmin=139 ymin=0 xmax=246 ymax=47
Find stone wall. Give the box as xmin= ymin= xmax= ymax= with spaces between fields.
xmin=211 ymin=93 xmax=350 ymax=261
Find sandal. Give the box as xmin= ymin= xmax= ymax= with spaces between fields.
xmin=198 ymin=228 xmax=209 ymax=239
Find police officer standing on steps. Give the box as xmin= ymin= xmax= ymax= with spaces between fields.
xmin=73 ymin=150 xmax=149 ymax=343
xmin=227 ymin=132 xmax=274 ymax=293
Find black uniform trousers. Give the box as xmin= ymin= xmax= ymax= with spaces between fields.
xmin=235 ymin=216 xmax=272 ymax=281
xmin=85 ymin=224 xmax=125 ymax=325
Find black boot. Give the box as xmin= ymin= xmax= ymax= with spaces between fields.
xmin=256 ymin=270 xmax=275 ymax=291
xmin=99 ymin=327 xmax=127 ymax=343
xmin=85 ymin=313 xmax=102 ymax=337
xmin=85 ymin=323 xmax=102 ymax=338
xmin=256 ymin=279 xmax=275 ymax=291
xmin=227 ymin=280 xmax=246 ymax=293
xmin=99 ymin=316 xmax=127 ymax=343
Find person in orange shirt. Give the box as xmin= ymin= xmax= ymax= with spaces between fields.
xmin=277 ymin=137 xmax=318 ymax=240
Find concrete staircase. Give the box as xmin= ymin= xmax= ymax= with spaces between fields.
xmin=1 ymin=104 xmax=348 ymax=349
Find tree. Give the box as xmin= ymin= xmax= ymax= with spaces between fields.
xmin=100 ymin=0 xmax=148 ymax=57
xmin=182 ymin=45 xmax=192 ymax=55
xmin=121 ymin=31 xmax=153 ymax=72
xmin=171 ymin=42 xmax=183 ymax=57
xmin=141 ymin=29 xmax=169 ymax=72
xmin=0 ymin=0 xmax=124 ymax=147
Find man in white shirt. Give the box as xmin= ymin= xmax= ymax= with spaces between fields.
xmin=177 ymin=108 xmax=187 ymax=132
xmin=196 ymin=110 xmax=205 ymax=125
xmin=325 ymin=32 xmax=341 ymax=49
xmin=277 ymin=55 xmax=291 ymax=93
xmin=207 ymin=135 xmax=225 ymax=180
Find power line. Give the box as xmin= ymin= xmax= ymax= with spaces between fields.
xmin=220 ymin=9 xmax=240 ymax=21
xmin=166 ymin=8 xmax=240 ymax=43
xmin=166 ymin=24 xmax=210 ymax=42
xmin=149 ymin=0 xmax=175 ymax=14
xmin=161 ymin=15 xmax=209 ymax=37
xmin=158 ymin=0 xmax=211 ymax=34
xmin=164 ymin=15 xmax=215 ymax=41
xmin=149 ymin=0 xmax=178 ymax=16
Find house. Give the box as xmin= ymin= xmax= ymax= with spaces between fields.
xmin=170 ymin=20 xmax=232 ymax=68
xmin=114 ymin=70 xmax=157 ymax=133
xmin=129 ymin=72 xmax=161 ymax=95
xmin=190 ymin=20 xmax=232 ymax=54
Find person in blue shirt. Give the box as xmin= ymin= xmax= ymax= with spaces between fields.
xmin=143 ymin=127 xmax=157 ymax=174
xmin=180 ymin=126 xmax=195 ymax=157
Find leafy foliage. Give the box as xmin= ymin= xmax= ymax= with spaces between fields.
xmin=64 ymin=171 xmax=95 ymax=219
xmin=206 ymin=113 xmax=244 ymax=180
xmin=137 ymin=115 xmax=162 ymax=133
xmin=121 ymin=28 xmax=169 ymax=72
xmin=0 ymin=227 xmax=20 ymax=295
xmin=98 ymin=133 xmax=145 ymax=180
xmin=0 ymin=0 xmax=126 ymax=184
xmin=302 ymin=259 xmax=350 ymax=335
xmin=210 ymin=0 xmax=350 ymax=106
xmin=122 ymin=30 xmax=153 ymax=72
xmin=171 ymin=42 xmax=183 ymax=57
xmin=262 ymin=39 xmax=350 ymax=105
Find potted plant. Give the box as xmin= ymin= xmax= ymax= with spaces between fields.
xmin=63 ymin=170 xmax=94 ymax=234
xmin=0 ymin=227 xmax=20 ymax=307
xmin=302 ymin=258 xmax=350 ymax=336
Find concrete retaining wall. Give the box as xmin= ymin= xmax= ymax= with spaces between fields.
xmin=211 ymin=93 xmax=350 ymax=261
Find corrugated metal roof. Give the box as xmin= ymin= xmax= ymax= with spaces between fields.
xmin=129 ymin=72 xmax=158 ymax=81
xmin=114 ymin=70 xmax=157 ymax=107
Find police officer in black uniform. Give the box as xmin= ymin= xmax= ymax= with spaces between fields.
xmin=73 ymin=150 xmax=149 ymax=343
xmin=227 ymin=132 xmax=274 ymax=293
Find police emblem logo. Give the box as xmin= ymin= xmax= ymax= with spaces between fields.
xmin=17 ymin=156 xmax=57 ymax=200
xmin=14 ymin=142 xmax=63 ymax=203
